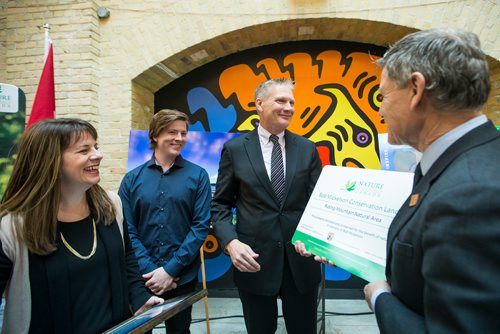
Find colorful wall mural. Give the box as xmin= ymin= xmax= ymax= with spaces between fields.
xmin=156 ymin=40 xmax=387 ymax=169
xmin=154 ymin=40 xmax=388 ymax=293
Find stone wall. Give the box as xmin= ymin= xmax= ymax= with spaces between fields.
xmin=1 ymin=0 xmax=499 ymax=190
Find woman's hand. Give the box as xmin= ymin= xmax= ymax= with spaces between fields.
xmin=134 ymin=296 xmax=165 ymax=315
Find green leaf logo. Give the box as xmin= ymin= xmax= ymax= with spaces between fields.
xmin=345 ymin=180 xmax=356 ymax=191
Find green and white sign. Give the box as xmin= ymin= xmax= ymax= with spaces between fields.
xmin=0 ymin=83 xmax=21 ymax=113
xmin=0 ymin=83 xmax=26 ymax=199
xmin=292 ymin=165 xmax=413 ymax=282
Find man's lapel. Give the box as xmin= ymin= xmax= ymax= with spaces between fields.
xmin=385 ymin=121 xmax=499 ymax=278
xmin=385 ymin=178 xmax=430 ymax=279
xmin=244 ymin=130 xmax=277 ymax=203
xmin=283 ymin=131 xmax=298 ymax=206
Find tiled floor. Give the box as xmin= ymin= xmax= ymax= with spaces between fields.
xmin=153 ymin=297 xmax=379 ymax=333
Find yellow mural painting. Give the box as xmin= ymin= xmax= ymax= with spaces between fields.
xmin=218 ymin=50 xmax=386 ymax=169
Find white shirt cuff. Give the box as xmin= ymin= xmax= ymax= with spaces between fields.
xmin=371 ymin=287 xmax=391 ymax=312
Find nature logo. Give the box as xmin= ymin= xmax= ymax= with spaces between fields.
xmin=345 ymin=180 xmax=356 ymax=192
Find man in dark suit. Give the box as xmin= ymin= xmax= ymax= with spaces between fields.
xmin=363 ymin=28 xmax=500 ymax=333
xmin=211 ymin=78 xmax=322 ymax=334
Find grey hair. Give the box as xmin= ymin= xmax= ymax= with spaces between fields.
xmin=254 ymin=78 xmax=295 ymax=101
xmin=376 ymin=28 xmax=490 ymax=111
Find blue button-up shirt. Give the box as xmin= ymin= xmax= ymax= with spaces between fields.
xmin=118 ymin=155 xmax=211 ymax=285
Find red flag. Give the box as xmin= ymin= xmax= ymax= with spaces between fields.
xmin=27 ymin=42 xmax=55 ymax=128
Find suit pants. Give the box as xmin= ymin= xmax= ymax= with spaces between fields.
xmin=238 ymin=254 xmax=318 ymax=334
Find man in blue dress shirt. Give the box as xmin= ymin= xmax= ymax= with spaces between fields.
xmin=119 ymin=109 xmax=211 ymax=334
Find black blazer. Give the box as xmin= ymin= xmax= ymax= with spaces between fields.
xmin=376 ymin=121 xmax=500 ymax=333
xmin=28 ymin=220 xmax=150 ymax=333
xmin=211 ymin=129 xmax=322 ymax=295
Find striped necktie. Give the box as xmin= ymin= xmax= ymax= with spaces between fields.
xmin=270 ymin=134 xmax=285 ymax=204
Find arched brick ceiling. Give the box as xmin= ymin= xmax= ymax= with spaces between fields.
xmin=133 ymin=18 xmax=418 ymax=92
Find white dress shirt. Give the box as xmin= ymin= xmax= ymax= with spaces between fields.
xmin=257 ymin=126 xmax=286 ymax=180
xmin=419 ymin=114 xmax=487 ymax=175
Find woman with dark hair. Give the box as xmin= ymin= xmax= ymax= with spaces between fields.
xmin=0 ymin=118 xmax=163 ymax=333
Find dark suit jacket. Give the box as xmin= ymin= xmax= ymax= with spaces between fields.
xmin=27 ymin=220 xmax=150 ymax=333
xmin=376 ymin=121 xmax=500 ymax=333
xmin=211 ymin=129 xmax=322 ymax=295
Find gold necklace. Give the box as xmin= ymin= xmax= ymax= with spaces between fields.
xmin=60 ymin=219 xmax=97 ymax=260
